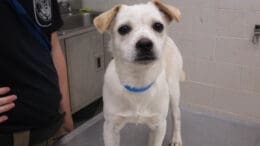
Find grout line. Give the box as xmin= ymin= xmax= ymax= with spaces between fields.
xmin=183 ymin=80 xmax=258 ymax=96
xmin=181 ymin=103 xmax=260 ymax=125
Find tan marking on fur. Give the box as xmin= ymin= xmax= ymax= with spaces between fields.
xmin=94 ymin=5 xmax=122 ymax=33
xmin=152 ymin=0 xmax=181 ymax=22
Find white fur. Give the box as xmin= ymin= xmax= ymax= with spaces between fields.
xmin=103 ymin=2 xmax=184 ymax=146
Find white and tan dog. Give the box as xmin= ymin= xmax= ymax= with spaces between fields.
xmin=94 ymin=0 xmax=185 ymax=146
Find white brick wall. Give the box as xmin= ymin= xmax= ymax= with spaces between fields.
xmin=217 ymin=9 xmax=247 ymax=38
xmin=181 ymin=81 xmax=214 ymax=106
xmin=170 ymin=0 xmax=260 ymax=119
xmin=80 ymin=0 xmax=260 ymax=119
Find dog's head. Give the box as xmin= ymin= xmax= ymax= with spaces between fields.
xmin=94 ymin=0 xmax=181 ymax=65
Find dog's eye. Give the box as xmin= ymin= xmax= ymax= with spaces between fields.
xmin=152 ymin=22 xmax=164 ymax=32
xmin=118 ymin=25 xmax=131 ymax=35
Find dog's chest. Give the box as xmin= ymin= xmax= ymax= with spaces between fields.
xmin=103 ymin=60 xmax=170 ymax=125
xmin=105 ymin=72 xmax=170 ymax=124
xmin=117 ymin=90 xmax=169 ymax=128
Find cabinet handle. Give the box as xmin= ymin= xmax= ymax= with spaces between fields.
xmin=96 ymin=57 xmax=101 ymax=68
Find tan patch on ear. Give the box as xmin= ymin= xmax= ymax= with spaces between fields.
xmin=94 ymin=5 xmax=122 ymax=33
xmin=152 ymin=0 xmax=181 ymax=22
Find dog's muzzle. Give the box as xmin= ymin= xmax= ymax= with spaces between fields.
xmin=135 ymin=38 xmax=156 ymax=64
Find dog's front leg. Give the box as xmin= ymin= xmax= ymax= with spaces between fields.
xmin=104 ymin=119 xmax=125 ymax=146
xmin=148 ymin=119 xmax=167 ymax=146
xmin=169 ymin=82 xmax=182 ymax=146
xmin=104 ymin=121 xmax=119 ymax=146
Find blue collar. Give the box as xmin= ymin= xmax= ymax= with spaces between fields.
xmin=124 ymin=82 xmax=155 ymax=93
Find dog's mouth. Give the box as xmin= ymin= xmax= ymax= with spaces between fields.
xmin=134 ymin=55 xmax=157 ymax=64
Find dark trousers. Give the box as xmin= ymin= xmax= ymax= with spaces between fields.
xmin=0 ymin=114 xmax=67 ymax=146
xmin=0 ymin=126 xmax=68 ymax=146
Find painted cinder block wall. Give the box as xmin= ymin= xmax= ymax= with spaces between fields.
xmin=77 ymin=0 xmax=260 ymax=120
xmin=170 ymin=0 xmax=260 ymax=121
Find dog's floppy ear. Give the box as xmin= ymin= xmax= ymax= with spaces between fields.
xmin=94 ymin=5 xmax=122 ymax=33
xmin=152 ymin=0 xmax=181 ymax=22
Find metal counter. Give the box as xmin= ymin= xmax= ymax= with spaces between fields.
xmin=58 ymin=25 xmax=96 ymax=39
xmin=54 ymin=105 xmax=260 ymax=146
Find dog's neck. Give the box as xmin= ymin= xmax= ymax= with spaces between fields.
xmin=115 ymin=59 xmax=163 ymax=87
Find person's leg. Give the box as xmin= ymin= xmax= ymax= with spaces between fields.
xmin=13 ymin=131 xmax=30 ymax=146
xmin=31 ymin=126 xmax=68 ymax=146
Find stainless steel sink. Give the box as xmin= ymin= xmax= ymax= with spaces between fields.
xmin=60 ymin=12 xmax=100 ymax=31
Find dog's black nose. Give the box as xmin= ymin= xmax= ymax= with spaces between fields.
xmin=136 ymin=38 xmax=153 ymax=51
xmin=135 ymin=38 xmax=156 ymax=63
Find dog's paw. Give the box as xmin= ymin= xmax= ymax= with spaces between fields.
xmin=169 ymin=142 xmax=182 ymax=146
xmin=169 ymin=137 xmax=182 ymax=146
xmin=170 ymin=132 xmax=182 ymax=146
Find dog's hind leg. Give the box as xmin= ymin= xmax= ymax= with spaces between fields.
xmin=103 ymin=118 xmax=125 ymax=146
xmin=168 ymin=82 xmax=182 ymax=146
xmin=148 ymin=119 xmax=167 ymax=146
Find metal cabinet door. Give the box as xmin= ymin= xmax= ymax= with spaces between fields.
xmin=65 ymin=30 xmax=104 ymax=113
